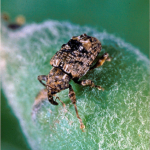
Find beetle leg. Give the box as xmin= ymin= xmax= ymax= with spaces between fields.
xmin=90 ymin=52 xmax=111 ymax=70
xmin=37 ymin=75 xmax=48 ymax=87
xmin=74 ymin=79 xmax=104 ymax=91
xmin=69 ymin=84 xmax=85 ymax=132
xmin=55 ymin=96 xmax=66 ymax=107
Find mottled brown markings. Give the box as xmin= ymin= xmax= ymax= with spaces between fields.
xmin=50 ymin=34 xmax=101 ymax=78
xmin=36 ymin=34 xmax=111 ymax=131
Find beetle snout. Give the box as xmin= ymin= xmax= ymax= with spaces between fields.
xmin=48 ymin=96 xmax=58 ymax=105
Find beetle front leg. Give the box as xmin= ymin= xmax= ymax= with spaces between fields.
xmin=69 ymin=84 xmax=85 ymax=132
xmin=37 ymin=75 xmax=48 ymax=87
xmin=55 ymin=96 xmax=66 ymax=107
xmin=90 ymin=52 xmax=111 ymax=70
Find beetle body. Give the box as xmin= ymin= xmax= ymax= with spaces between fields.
xmin=50 ymin=34 xmax=101 ymax=79
xmin=36 ymin=34 xmax=111 ymax=131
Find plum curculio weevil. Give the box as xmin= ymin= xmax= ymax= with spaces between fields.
xmin=34 ymin=33 xmax=111 ymax=131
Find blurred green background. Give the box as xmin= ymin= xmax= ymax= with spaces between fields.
xmin=1 ymin=0 xmax=148 ymax=149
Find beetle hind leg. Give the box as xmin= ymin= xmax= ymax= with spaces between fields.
xmin=90 ymin=52 xmax=111 ymax=70
xmin=69 ymin=84 xmax=85 ymax=131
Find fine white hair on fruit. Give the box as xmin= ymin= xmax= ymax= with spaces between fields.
xmin=1 ymin=20 xmax=149 ymax=150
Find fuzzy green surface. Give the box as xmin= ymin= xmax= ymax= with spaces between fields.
xmin=1 ymin=20 xmax=149 ymax=150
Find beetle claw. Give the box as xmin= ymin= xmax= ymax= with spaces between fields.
xmin=96 ymin=86 xmax=104 ymax=91
xmin=80 ymin=124 xmax=85 ymax=132
xmin=106 ymin=56 xmax=112 ymax=62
